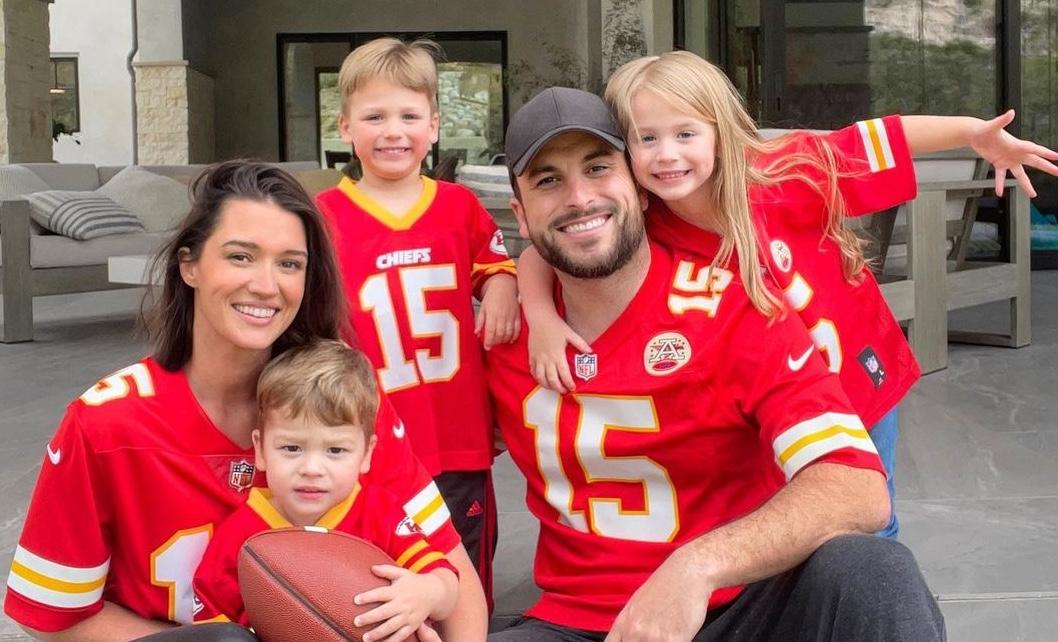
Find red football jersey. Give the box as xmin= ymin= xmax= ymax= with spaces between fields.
xmin=317 ymin=177 xmax=516 ymax=474
xmin=193 ymin=485 xmax=456 ymax=625
xmin=486 ymin=242 xmax=885 ymax=632
xmin=5 ymin=358 xmax=457 ymax=632
xmin=647 ymin=115 xmax=921 ymax=428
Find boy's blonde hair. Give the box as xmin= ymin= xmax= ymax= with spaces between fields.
xmin=605 ymin=51 xmax=868 ymax=317
xmin=338 ymin=37 xmax=441 ymax=114
xmin=257 ymin=340 xmax=379 ymax=439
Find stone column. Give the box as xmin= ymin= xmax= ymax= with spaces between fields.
xmin=0 ymin=0 xmax=53 ymax=162
xmin=134 ymin=60 xmax=213 ymax=164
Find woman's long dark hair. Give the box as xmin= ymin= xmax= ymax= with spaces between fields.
xmin=141 ymin=160 xmax=347 ymax=371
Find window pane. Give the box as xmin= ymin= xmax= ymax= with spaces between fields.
xmin=1022 ymin=0 xmax=1057 ymax=150
xmin=50 ymin=58 xmax=79 ymax=134
xmin=438 ymin=62 xmax=504 ymax=165
xmin=869 ymin=0 xmax=996 ymax=118
xmin=55 ymin=60 xmax=77 ymax=88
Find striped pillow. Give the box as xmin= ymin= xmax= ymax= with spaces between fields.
xmin=23 ymin=190 xmax=145 ymax=240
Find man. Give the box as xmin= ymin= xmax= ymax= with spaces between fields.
xmin=486 ymin=87 xmax=945 ymax=641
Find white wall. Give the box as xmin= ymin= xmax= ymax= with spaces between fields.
xmin=49 ymin=0 xmax=135 ymax=164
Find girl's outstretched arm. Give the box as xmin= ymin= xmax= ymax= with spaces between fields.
xmin=902 ymin=111 xmax=1058 ymax=197
xmin=518 ymin=246 xmax=592 ymax=394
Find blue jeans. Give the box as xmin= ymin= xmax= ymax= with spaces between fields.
xmin=869 ymin=409 xmax=899 ymax=539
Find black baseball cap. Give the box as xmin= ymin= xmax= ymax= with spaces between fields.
xmin=505 ymin=87 xmax=625 ymax=176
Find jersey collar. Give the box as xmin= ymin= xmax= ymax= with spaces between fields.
xmin=337 ymin=176 xmax=437 ymax=231
xmin=246 ymin=485 xmax=361 ymax=530
xmin=645 ymin=198 xmax=723 ymax=260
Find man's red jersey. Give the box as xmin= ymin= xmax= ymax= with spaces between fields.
xmin=193 ymin=485 xmax=456 ymax=625
xmin=5 ymin=358 xmax=457 ymax=632
xmin=486 ymin=242 xmax=886 ymax=632
xmin=647 ymin=115 xmax=920 ymax=428
xmin=317 ymin=177 xmax=516 ymax=474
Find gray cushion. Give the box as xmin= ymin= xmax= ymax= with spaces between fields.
xmin=29 ymin=231 xmax=169 ymax=269
xmin=98 ymin=164 xmax=208 ymax=184
xmin=23 ymin=190 xmax=146 ymax=240
xmin=0 ymin=165 xmax=51 ymax=200
xmin=17 ymin=163 xmax=102 ymax=191
xmin=98 ymin=167 xmax=191 ymax=232
xmin=456 ymin=164 xmax=514 ymax=198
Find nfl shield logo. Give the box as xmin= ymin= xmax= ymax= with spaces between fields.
xmin=228 ymin=459 xmax=255 ymax=492
xmin=574 ymin=353 xmax=597 ymax=381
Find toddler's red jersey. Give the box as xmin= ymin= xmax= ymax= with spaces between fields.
xmin=193 ymin=485 xmax=456 ymax=625
xmin=5 ymin=358 xmax=457 ymax=632
xmin=648 ymin=115 xmax=920 ymax=427
xmin=317 ymin=177 xmax=516 ymax=474
xmin=486 ymin=242 xmax=885 ymax=632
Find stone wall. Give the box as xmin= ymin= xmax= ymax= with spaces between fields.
xmin=134 ymin=61 xmax=213 ymax=164
xmin=0 ymin=0 xmax=52 ymax=162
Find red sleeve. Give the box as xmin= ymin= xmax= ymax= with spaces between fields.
xmin=191 ymin=516 xmax=250 ymax=626
xmin=724 ymin=295 xmax=886 ymax=480
xmin=465 ymin=189 xmax=516 ymax=297
xmin=822 ymin=115 xmax=918 ymax=217
xmin=4 ymin=405 xmax=110 ymax=632
xmin=370 ymin=496 xmax=458 ymax=579
xmin=361 ymin=392 xmax=461 ymax=553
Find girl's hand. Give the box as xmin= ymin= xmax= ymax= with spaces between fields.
xmin=970 ymin=110 xmax=1058 ymax=197
xmin=528 ymin=315 xmax=592 ymax=395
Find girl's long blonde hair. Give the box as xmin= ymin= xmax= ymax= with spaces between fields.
xmin=605 ymin=51 xmax=868 ymax=317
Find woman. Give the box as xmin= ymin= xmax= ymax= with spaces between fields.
xmin=5 ymin=160 xmax=484 ymax=641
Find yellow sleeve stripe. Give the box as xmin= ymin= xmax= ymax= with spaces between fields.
xmin=408 ymin=552 xmax=446 ymax=574
xmin=12 ymin=545 xmax=109 ymax=583
xmin=195 ymin=614 xmax=232 ymax=624
xmin=9 ymin=560 xmax=105 ymax=594
xmin=773 ymin=412 xmax=875 ymax=479
xmin=411 ymin=495 xmax=445 ymax=528
xmin=403 ymin=482 xmax=452 ymax=536
xmin=395 ymin=540 xmax=428 ymax=568
xmin=856 ymin=119 xmax=896 ymax=172
xmin=7 ymin=566 xmax=107 ymax=609
xmin=472 ymin=259 xmax=517 ymax=276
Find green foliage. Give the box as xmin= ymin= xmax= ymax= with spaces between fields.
xmin=506 ymin=43 xmax=594 ymax=105
xmin=869 ymin=32 xmax=995 ymax=118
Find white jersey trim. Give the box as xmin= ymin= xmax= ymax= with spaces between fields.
xmin=8 ymin=545 xmax=108 ymax=609
xmin=773 ymin=412 xmax=875 ymax=479
xmin=403 ymin=481 xmax=451 ymax=536
xmin=856 ymin=118 xmax=896 ymax=173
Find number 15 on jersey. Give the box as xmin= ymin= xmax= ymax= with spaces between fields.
xmin=359 ymin=264 xmax=461 ymax=393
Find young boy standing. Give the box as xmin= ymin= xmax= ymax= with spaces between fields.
xmin=315 ymin=37 xmax=518 ymax=605
xmin=192 ymin=341 xmax=475 ymax=641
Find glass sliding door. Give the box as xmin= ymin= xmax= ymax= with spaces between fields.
xmin=278 ymin=32 xmax=507 ymax=167
xmin=709 ymin=0 xmax=1000 ymax=130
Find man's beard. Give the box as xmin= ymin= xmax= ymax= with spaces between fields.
xmin=529 ymin=203 xmax=645 ymax=279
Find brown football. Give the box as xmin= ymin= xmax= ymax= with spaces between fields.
xmin=238 ymin=527 xmax=421 ymax=642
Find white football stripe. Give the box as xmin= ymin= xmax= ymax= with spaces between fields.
xmin=781 ymin=432 xmax=878 ymax=480
xmin=13 ymin=545 xmax=109 ymax=584
xmin=7 ymin=571 xmax=103 ymax=609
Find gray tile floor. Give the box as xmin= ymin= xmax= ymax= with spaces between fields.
xmin=2 ymin=272 xmax=1057 ymax=641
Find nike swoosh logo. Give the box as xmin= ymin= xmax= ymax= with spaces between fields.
xmin=46 ymin=444 xmax=61 ymax=465
xmin=393 ymin=421 xmax=406 ymax=439
xmin=787 ymin=346 xmax=814 ymax=372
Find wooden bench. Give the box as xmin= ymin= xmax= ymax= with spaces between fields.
xmin=857 ymin=149 xmax=1029 ymax=373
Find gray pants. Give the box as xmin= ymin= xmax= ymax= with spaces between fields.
xmin=490 ymin=535 xmax=945 ymax=641
xmin=134 ymin=623 xmax=258 ymax=642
